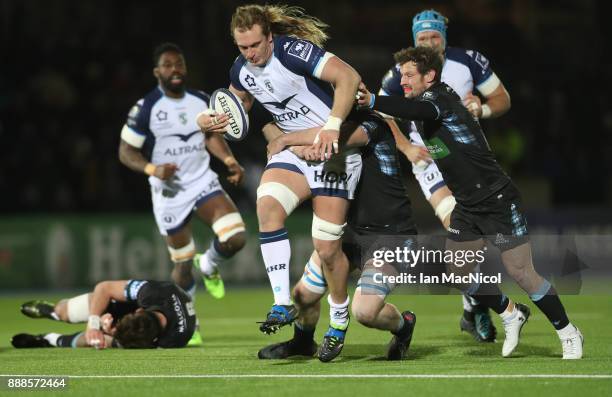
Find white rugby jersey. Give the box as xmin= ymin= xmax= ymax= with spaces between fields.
xmin=229 ymin=35 xmax=335 ymax=133
xmin=120 ymin=87 xmax=211 ymax=190
xmin=379 ymin=46 xmax=502 ymax=144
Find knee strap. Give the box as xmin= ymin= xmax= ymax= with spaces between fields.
xmin=168 ymin=238 xmax=195 ymax=263
xmin=312 ymin=214 xmax=346 ymax=241
xmin=257 ymin=182 xmax=300 ymax=216
xmin=435 ymin=195 xmax=456 ymax=224
xmin=212 ymin=212 xmax=245 ymax=243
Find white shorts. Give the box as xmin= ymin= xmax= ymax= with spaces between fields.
xmin=151 ymin=168 xmax=224 ymax=236
xmin=266 ymin=149 xmax=362 ymax=199
xmin=409 ymin=131 xmax=446 ymax=201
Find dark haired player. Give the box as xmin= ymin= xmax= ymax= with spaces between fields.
xmin=358 ymin=46 xmax=583 ymax=359
xmin=11 ymin=280 xmax=196 ymax=349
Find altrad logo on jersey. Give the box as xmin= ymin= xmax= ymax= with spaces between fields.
xmin=264 ymin=94 xmax=311 ymax=122
xmin=170 ymin=130 xmax=200 ymax=142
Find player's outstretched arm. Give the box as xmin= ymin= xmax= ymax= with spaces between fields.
xmin=358 ymin=86 xmax=438 ymax=121
xmin=385 ymin=118 xmax=431 ymax=164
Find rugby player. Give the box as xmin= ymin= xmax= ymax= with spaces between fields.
xmin=358 ymin=46 xmax=583 ymax=359
xmin=119 ymin=43 xmax=247 ymax=346
xmin=379 ymin=9 xmax=511 ymax=342
xmin=11 ymin=280 xmax=196 ymax=349
xmin=197 ymin=4 xmax=363 ymax=357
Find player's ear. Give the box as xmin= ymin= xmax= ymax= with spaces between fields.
xmin=153 ymin=67 xmax=160 ymax=79
xmin=425 ymin=69 xmax=436 ymax=84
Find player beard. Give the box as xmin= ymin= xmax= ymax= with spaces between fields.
xmin=161 ymin=76 xmax=186 ymax=95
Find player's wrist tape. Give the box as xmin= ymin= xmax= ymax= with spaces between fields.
xmin=323 ymin=116 xmax=343 ymax=131
xmin=223 ymin=156 xmax=238 ymax=166
xmin=144 ymin=163 xmax=157 ymax=176
xmin=88 ymin=315 xmax=101 ymax=330
xmin=481 ymin=104 xmax=492 ymax=118
xmin=369 ymin=93 xmax=376 ymax=109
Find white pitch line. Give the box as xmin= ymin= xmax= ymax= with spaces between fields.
xmin=2 ymin=374 xmax=611 ymax=379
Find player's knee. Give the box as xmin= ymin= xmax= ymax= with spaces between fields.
xmin=168 ymin=238 xmax=196 ymax=265
xmin=54 ymin=299 xmax=69 ymax=322
xmin=221 ymin=231 xmax=246 ymax=256
xmin=312 ymin=215 xmax=346 ymax=265
xmin=434 ymin=195 xmax=456 ymax=227
xmin=352 ymin=303 xmax=378 ymax=328
xmin=212 ymin=213 xmax=246 ymax=253
xmin=256 ymin=182 xmax=298 ymax=228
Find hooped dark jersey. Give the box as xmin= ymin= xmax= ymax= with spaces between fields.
xmin=124 ymin=280 xmax=196 ymax=348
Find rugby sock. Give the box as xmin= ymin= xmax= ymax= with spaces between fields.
xmin=260 ymin=229 xmax=292 ymax=305
xmin=328 ymin=295 xmax=350 ymax=329
xmin=471 ymin=282 xmax=510 ymax=315
xmin=529 ymin=280 xmax=570 ymax=330
xmin=43 ymin=333 xmax=61 ymax=347
xmin=55 ymin=332 xmax=84 ymax=348
xmin=294 ymin=322 xmax=316 ymax=343
xmin=199 ymin=239 xmax=232 ymax=276
xmin=184 ymin=279 xmax=197 ymax=300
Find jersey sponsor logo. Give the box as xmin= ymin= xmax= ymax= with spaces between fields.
xmin=471 ymin=51 xmax=490 ymax=73
xmin=264 ymin=79 xmax=274 ymax=93
xmin=169 ymin=130 xmax=200 ymax=142
xmin=262 ymin=94 xmax=297 ymax=110
xmin=128 ymin=104 xmax=140 ymax=118
xmin=244 ymin=74 xmax=256 ymax=87
xmin=266 ymin=263 xmax=287 ymax=273
xmin=288 ymin=40 xmax=313 ymax=61
xmin=163 ymin=141 xmax=205 ymax=156
xmin=185 ymin=301 xmax=196 ymax=316
xmin=271 ymin=105 xmax=312 ymax=123
xmin=179 ymin=112 xmax=188 ymax=125
xmin=170 ymin=294 xmax=186 ymax=333
xmin=313 ymin=170 xmax=352 ymax=184
xmin=162 ymin=213 xmax=176 ymax=224
xmin=156 ymin=110 xmax=168 ymax=121
xmin=448 ymin=227 xmax=460 ymax=235
xmin=424 ymin=137 xmax=451 ymax=159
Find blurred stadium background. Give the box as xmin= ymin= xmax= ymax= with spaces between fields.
xmin=1 ymin=0 xmax=611 ymax=288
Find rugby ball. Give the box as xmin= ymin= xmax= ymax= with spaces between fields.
xmin=210 ymin=88 xmax=249 ymax=141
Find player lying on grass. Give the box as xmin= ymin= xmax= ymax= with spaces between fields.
xmin=11 ymin=280 xmax=196 ymax=349
xmin=259 ymin=110 xmax=417 ymax=361
xmin=357 ymin=46 xmax=583 ymax=359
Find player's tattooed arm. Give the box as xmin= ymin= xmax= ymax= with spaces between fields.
xmin=119 ymin=140 xmax=178 ymax=180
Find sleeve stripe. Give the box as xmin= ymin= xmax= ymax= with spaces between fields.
xmin=313 ymin=52 xmax=335 ymax=79
xmin=476 ymin=72 xmax=501 ymax=96
xmin=121 ymin=124 xmax=146 ymax=148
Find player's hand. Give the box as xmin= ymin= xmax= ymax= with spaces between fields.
xmin=224 ymin=157 xmax=244 ymax=186
xmin=463 ymin=93 xmax=482 ymax=118
xmin=266 ymin=136 xmax=286 ymax=160
xmin=153 ymin=163 xmax=179 ymax=180
xmin=311 ymin=129 xmax=340 ymax=161
xmin=289 ymin=145 xmax=316 ymax=161
xmin=197 ymin=110 xmax=229 ymax=133
xmin=85 ymin=328 xmax=106 ymax=349
xmin=403 ymin=143 xmax=432 ymax=164
xmin=101 ymin=313 xmax=115 ymax=335
xmin=356 ymin=83 xmax=373 ymax=108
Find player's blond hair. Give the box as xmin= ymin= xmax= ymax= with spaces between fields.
xmin=231 ymin=4 xmax=329 ymax=47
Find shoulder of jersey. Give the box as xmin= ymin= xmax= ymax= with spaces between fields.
xmin=186 ymin=88 xmax=211 ymax=103
xmin=210 ymin=88 xmax=249 ymax=141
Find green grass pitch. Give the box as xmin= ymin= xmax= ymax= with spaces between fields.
xmin=1 ymin=289 xmax=610 ymax=396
